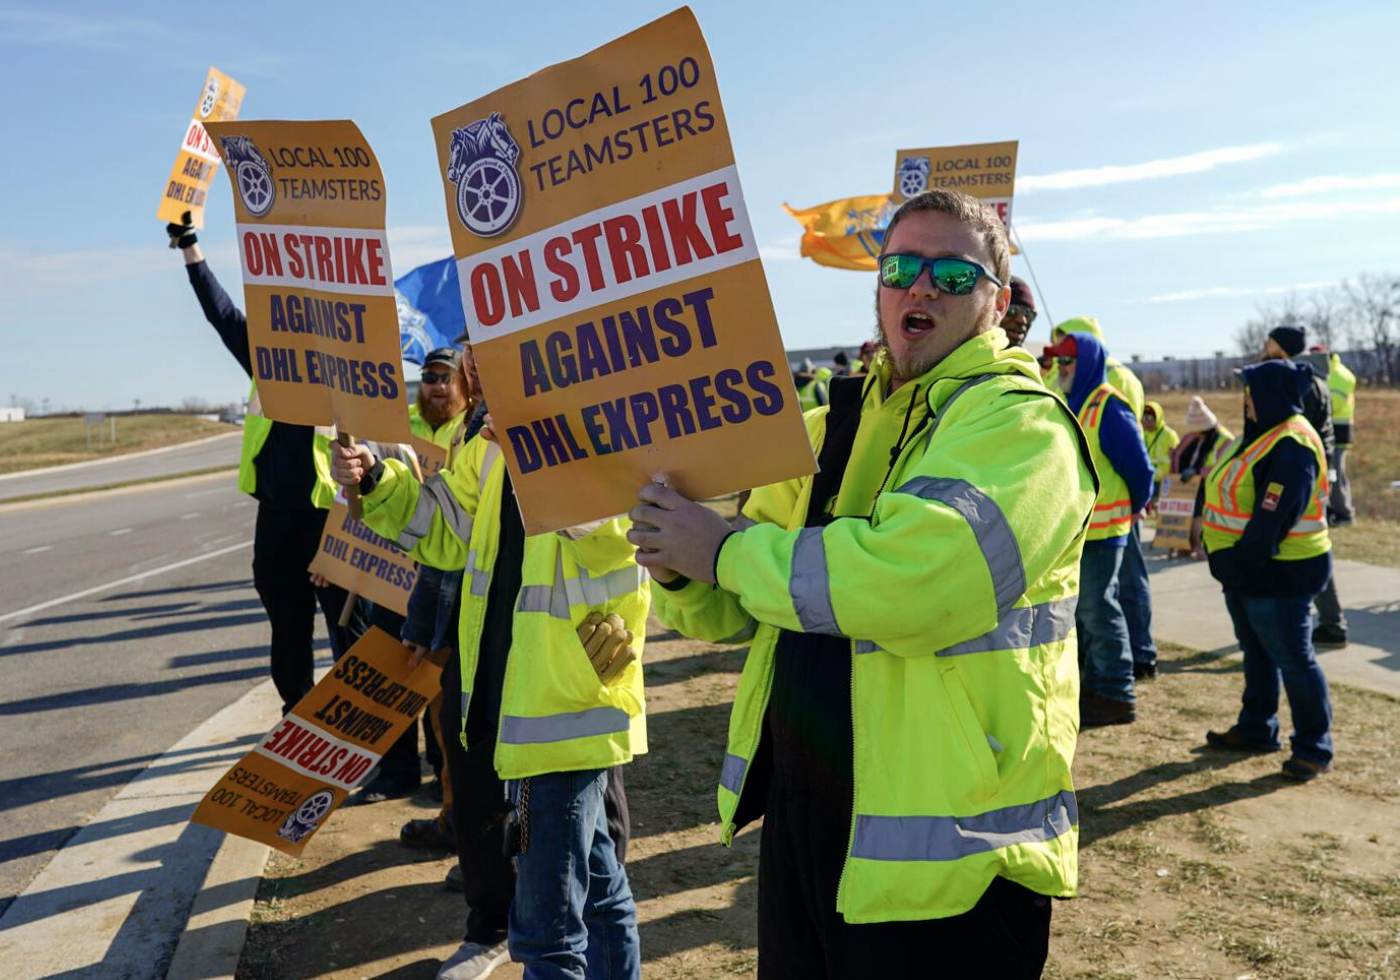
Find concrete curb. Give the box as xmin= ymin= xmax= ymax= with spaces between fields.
xmin=0 ymin=431 xmax=241 ymax=483
xmin=163 ymin=834 xmax=270 ymax=980
xmin=0 ymin=468 xmax=237 ymax=514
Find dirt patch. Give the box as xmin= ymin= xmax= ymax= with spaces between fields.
xmin=237 ymin=629 xmax=1400 ymax=980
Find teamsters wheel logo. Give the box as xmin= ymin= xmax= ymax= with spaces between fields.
xmin=199 ymin=77 xmax=220 ymax=118
xmin=898 ymin=156 xmax=931 ymax=198
xmin=220 ymin=135 xmax=276 ymax=219
xmin=447 ymin=112 xmax=522 ymax=238
xmin=276 ymin=789 xmax=335 ymax=844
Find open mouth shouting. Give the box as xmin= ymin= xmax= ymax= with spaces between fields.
xmin=900 ymin=309 xmax=937 ymax=341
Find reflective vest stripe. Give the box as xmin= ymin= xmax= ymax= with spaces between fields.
xmin=892 ymin=476 xmax=1026 ymax=619
xmin=516 ymin=555 xmax=645 ymax=619
xmin=935 ymin=597 xmax=1078 ymax=658
xmin=789 ymin=526 xmax=841 ymax=635
xmin=564 ymin=565 xmax=647 ymax=608
xmin=852 ymin=597 xmax=1077 ymax=658
xmin=499 ymin=706 xmax=630 ymax=745
xmin=720 ymin=752 xmax=747 ymax=794
xmin=721 ymin=618 xmax=758 ymax=644
xmin=850 ymin=788 xmax=1078 ymax=862
xmin=397 ymin=474 xmax=474 ymax=551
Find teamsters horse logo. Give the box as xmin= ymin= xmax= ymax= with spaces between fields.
xmin=446 ymin=112 xmax=522 ymax=238
xmin=898 ymin=155 xmax=931 ymax=198
xmin=199 ymin=77 xmax=220 ymax=118
xmin=276 ymin=789 xmax=335 ymax=845
xmin=220 ymin=135 xmax=276 ymax=219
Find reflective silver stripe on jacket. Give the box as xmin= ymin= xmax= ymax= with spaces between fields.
xmin=936 ymin=597 xmax=1078 ymax=657
xmin=892 ymin=476 xmax=1026 ymax=620
xmin=564 ymin=565 xmax=647 ymax=608
xmin=398 ymin=473 xmax=474 ymax=551
xmin=498 ymin=706 xmax=630 ymax=744
xmin=731 ymin=514 xmax=758 ymax=531
xmin=850 ymin=598 xmax=1074 ymax=658
xmin=850 ymin=789 xmax=1077 ymax=862
xmin=789 ymin=526 xmax=843 ymax=635
xmin=720 ymin=753 xmax=747 ymax=794
xmin=721 ymin=618 xmax=759 ymax=644
xmin=516 ymin=551 xmax=644 ymax=620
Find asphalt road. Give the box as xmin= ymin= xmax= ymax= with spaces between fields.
xmin=0 ymin=471 xmax=321 ymax=915
xmin=0 ymin=432 xmax=241 ymax=501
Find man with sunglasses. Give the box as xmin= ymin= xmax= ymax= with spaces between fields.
xmin=629 ymin=190 xmax=1097 ymax=978
xmin=412 ymin=348 xmax=472 ymax=444
xmin=1001 ymin=277 xmax=1037 ymax=348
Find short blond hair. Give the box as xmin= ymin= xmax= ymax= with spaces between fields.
xmin=883 ymin=190 xmax=1011 ymax=284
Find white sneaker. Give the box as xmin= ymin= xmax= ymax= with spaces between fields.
xmin=437 ymin=939 xmax=510 ymax=980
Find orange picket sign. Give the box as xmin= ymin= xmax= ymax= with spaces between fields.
xmin=429 ymin=7 xmax=814 ymax=533
xmin=191 ymin=628 xmax=439 ymax=856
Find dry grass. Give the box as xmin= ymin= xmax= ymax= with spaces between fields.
xmin=0 ymin=414 xmax=236 ymax=473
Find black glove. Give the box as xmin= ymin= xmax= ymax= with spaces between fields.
xmin=166 ymin=210 xmax=197 ymax=250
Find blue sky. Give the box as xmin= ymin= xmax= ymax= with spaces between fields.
xmin=1 ymin=0 xmax=1397 ymax=411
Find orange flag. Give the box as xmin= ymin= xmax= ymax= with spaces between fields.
xmin=782 ymin=194 xmax=893 ymax=272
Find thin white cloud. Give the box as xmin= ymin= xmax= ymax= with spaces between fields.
xmin=1016 ymin=196 xmax=1400 ymax=242
xmin=1261 ymin=174 xmax=1400 ymax=198
xmin=1020 ymin=143 xmax=1284 ymax=193
xmin=1146 ymin=281 xmax=1335 ymax=304
xmin=0 ymin=8 xmax=177 ymax=49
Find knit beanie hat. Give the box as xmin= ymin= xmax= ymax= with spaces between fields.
xmin=1268 ymin=325 xmax=1306 ymax=357
xmin=1184 ymin=396 xmax=1218 ymax=432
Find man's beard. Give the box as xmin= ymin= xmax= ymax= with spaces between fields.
xmin=418 ymin=386 xmax=466 ymax=428
xmin=873 ymin=295 xmax=1000 ymax=382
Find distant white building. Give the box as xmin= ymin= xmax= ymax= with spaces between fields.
xmin=0 ymin=407 xmax=25 ymax=423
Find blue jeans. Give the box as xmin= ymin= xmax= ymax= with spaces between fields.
xmin=1078 ymin=542 xmax=1135 ymax=702
xmin=1119 ymin=522 xmax=1157 ymax=667
xmin=1223 ymin=591 xmax=1334 ymax=765
xmin=509 ymin=768 xmax=640 ymax=980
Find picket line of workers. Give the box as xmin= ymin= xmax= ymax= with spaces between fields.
xmin=170 ymin=188 xmax=1355 ymax=980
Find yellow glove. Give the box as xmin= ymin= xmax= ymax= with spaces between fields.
xmin=575 ymin=612 xmax=636 ymax=684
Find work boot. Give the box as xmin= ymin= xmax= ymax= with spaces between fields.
xmin=1281 ymin=756 xmax=1333 ymax=782
xmin=1205 ymin=728 xmax=1281 ymax=754
xmin=400 ymin=816 xmax=455 ymax=852
xmin=1079 ymin=692 xmax=1135 ymax=728
xmin=348 ymin=773 xmax=420 ymax=805
xmin=1312 ymin=624 xmax=1348 ymax=649
xmin=437 ymin=939 xmax=509 ymax=980
xmin=1133 ymin=661 xmax=1157 ymax=681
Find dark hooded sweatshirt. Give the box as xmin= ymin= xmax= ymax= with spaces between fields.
xmin=1206 ymin=360 xmax=1331 ymax=598
xmin=1063 ymin=332 xmax=1154 ymax=549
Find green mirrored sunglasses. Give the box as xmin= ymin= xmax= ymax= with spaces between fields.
xmin=878 ymin=254 xmax=1003 ymax=294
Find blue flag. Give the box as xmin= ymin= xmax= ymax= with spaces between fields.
xmin=395 ymin=256 xmax=464 ymax=365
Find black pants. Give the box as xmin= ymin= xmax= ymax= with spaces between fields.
xmin=439 ymin=648 xmax=632 ymax=944
xmin=252 ymin=503 xmax=352 ymax=715
xmin=757 ymin=771 xmax=1051 ymax=979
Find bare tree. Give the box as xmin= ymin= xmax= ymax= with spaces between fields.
xmin=1343 ymin=272 xmax=1400 ymax=382
xmin=179 ymin=396 xmax=213 ymax=413
xmin=1302 ymin=286 xmax=1346 ymax=350
xmin=1233 ymin=313 xmax=1271 ymax=358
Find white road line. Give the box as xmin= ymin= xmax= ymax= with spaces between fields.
xmin=23 ymin=545 xmax=53 ymax=555
xmin=0 ymin=540 xmax=252 ymax=626
xmin=180 ymin=513 xmax=200 ymax=520
xmin=110 ymin=527 xmax=133 ymax=536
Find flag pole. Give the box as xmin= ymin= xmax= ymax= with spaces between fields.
xmin=1010 ymin=225 xmax=1054 ymax=330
